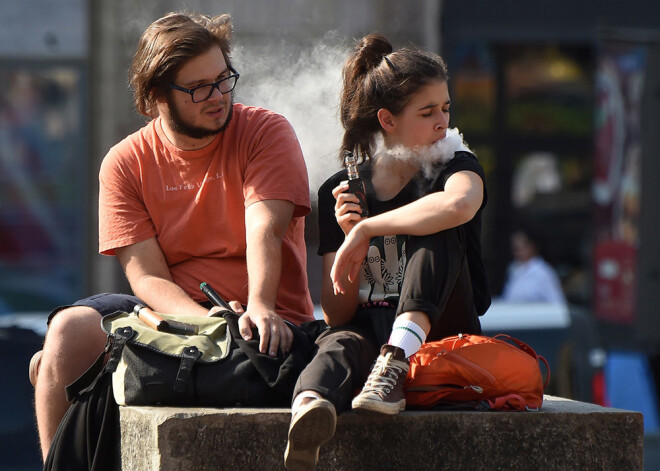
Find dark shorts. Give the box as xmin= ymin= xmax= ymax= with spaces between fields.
xmin=46 ymin=292 xmax=234 ymax=326
xmin=47 ymin=293 xmax=145 ymax=325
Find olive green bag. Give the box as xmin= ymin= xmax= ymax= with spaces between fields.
xmin=102 ymin=309 xmax=312 ymax=407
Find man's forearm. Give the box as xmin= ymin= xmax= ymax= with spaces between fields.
xmin=116 ymin=237 xmax=209 ymax=317
xmin=246 ymin=229 xmax=282 ymax=311
xmin=131 ymin=275 xmax=208 ymax=317
xmin=244 ymin=199 xmax=295 ymax=313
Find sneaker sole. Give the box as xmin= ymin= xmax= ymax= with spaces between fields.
xmin=284 ymin=399 xmax=336 ymax=471
xmin=351 ymin=396 xmax=406 ymax=415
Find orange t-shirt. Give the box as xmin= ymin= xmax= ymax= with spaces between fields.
xmin=98 ymin=104 xmax=313 ymax=325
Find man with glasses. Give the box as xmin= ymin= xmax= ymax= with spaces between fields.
xmin=33 ymin=11 xmax=314 ymax=461
xmin=169 ymin=65 xmax=239 ymax=102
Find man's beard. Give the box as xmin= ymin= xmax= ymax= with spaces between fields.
xmin=166 ymin=93 xmax=234 ymax=140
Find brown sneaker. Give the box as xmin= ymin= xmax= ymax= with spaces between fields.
xmin=284 ymin=398 xmax=337 ymax=471
xmin=29 ymin=350 xmax=43 ymax=387
xmin=351 ymin=344 xmax=409 ymax=415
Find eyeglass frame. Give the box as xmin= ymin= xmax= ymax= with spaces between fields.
xmin=169 ymin=67 xmax=240 ymax=103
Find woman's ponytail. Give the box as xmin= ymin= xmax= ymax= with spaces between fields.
xmin=340 ymin=34 xmax=393 ymax=162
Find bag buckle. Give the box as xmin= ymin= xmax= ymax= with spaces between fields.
xmin=105 ymin=327 xmax=135 ymax=373
xmin=174 ymin=346 xmax=202 ymax=393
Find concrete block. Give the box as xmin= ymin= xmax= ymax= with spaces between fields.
xmin=119 ymin=396 xmax=643 ymax=470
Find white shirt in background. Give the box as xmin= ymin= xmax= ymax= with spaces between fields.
xmin=501 ymin=256 xmax=566 ymax=305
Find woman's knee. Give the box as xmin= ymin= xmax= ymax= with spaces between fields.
xmin=407 ymin=227 xmax=463 ymax=252
xmin=318 ymin=328 xmax=368 ymax=349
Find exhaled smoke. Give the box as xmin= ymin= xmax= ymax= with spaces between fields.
xmin=373 ymin=127 xmax=472 ymax=179
xmin=233 ymin=34 xmax=348 ymax=198
xmin=233 ymin=38 xmax=473 ymax=198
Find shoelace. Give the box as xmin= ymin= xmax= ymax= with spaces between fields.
xmin=362 ymin=352 xmax=404 ymax=395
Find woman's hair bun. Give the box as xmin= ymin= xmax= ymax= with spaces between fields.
xmin=355 ymin=33 xmax=393 ymax=71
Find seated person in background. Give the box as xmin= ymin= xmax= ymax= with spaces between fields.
xmin=501 ymin=228 xmax=566 ymax=305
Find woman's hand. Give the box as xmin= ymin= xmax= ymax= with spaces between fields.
xmin=330 ymin=221 xmax=371 ymax=295
xmin=332 ymin=182 xmax=365 ymax=236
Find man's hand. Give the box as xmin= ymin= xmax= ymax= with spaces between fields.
xmin=208 ymin=300 xmax=244 ymax=316
xmin=207 ymin=301 xmax=292 ymax=355
xmin=243 ymin=199 xmax=296 ymax=357
xmin=238 ymin=303 xmax=293 ymax=356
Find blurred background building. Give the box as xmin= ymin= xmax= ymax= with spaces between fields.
xmin=1 ymin=0 xmax=659 ymax=469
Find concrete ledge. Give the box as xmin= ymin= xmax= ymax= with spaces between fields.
xmin=119 ymin=396 xmax=643 ymax=470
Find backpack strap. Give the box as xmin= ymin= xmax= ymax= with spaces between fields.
xmin=538 ymin=355 xmax=551 ymax=388
xmin=492 ymin=333 xmax=551 ymax=388
xmin=492 ymin=333 xmax=538 ymax=357
xmin=487 ymin=393 xmax=530 ymax=411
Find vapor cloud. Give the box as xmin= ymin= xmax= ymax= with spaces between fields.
xmin=373 ymin=127 xmax=472 ymax=179
xmin=233 ymin=37 xmax=472 ymax=198
xmin=233 ymin=34 xmax=348 ymax=197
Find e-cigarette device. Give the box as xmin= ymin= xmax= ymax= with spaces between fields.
xmin=344 ymin=150 xmax=369 ymax=217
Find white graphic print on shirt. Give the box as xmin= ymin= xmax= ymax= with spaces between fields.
xmin=358 ymin=234 xmax=407 ymax=304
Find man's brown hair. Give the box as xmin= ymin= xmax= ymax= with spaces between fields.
xmin=128 ymin=12 xmax=233 ymax=117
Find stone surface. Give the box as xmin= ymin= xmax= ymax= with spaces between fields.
xmin=119 ymin=396 xmax=643 ymax=470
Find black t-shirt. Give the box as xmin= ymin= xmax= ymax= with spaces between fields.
xmin=317 ymin=151 xmax=491 ymax=315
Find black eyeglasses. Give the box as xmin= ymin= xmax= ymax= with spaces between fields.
xmin=170 ymin=67 xmax=240 ymax=103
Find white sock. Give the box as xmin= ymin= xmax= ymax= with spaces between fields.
xmin=388 ymin=318 xmax=427 ymax=358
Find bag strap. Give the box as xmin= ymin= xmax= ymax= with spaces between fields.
xmin=222 ymin=311 xmax=278 ymax=384
xmin=64 ymin=327 xmax=134 ymax=402
xmin=492 ymin=333 xmax=551 ymax=388
xmin=104 ymin=326 xmax=134 ymax=373
xmin=65 ymin=349 xmax=107 ymax=402
xmin=540 ymin=355 xmax=551 ymax=388
xmin=222 ymin=310 xmax=309 ymax=390
xmin=492 ymin=333 xmax=538 ymax=358
xmin=174 ymin=346 xmax=202 ymax=393
xmin=486 ymin=393 xmax=530 ymax=411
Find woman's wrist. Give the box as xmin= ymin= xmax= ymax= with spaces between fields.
xmin=354 ymin=218 xmax=373 ymax=241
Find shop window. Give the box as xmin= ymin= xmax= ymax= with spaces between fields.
xmin=0 ymin=65 xmax=87 ymax=312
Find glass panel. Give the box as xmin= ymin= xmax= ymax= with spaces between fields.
xmin=0 ymin=64 xmax=86 ymax=312
xmin=451 ymin=42 xmax=496 ymax=135
xmin=505 ymin=45 xmax=592 ymax=137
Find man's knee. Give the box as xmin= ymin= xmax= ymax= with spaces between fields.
xmin=43 ymin=306 xmax=106 ymax=367
xmin=47 ymin=305 xmax=102 ymax=338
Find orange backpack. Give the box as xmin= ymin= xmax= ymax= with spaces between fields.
xmin=404 ymin=333 xmax=550 ymax=411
